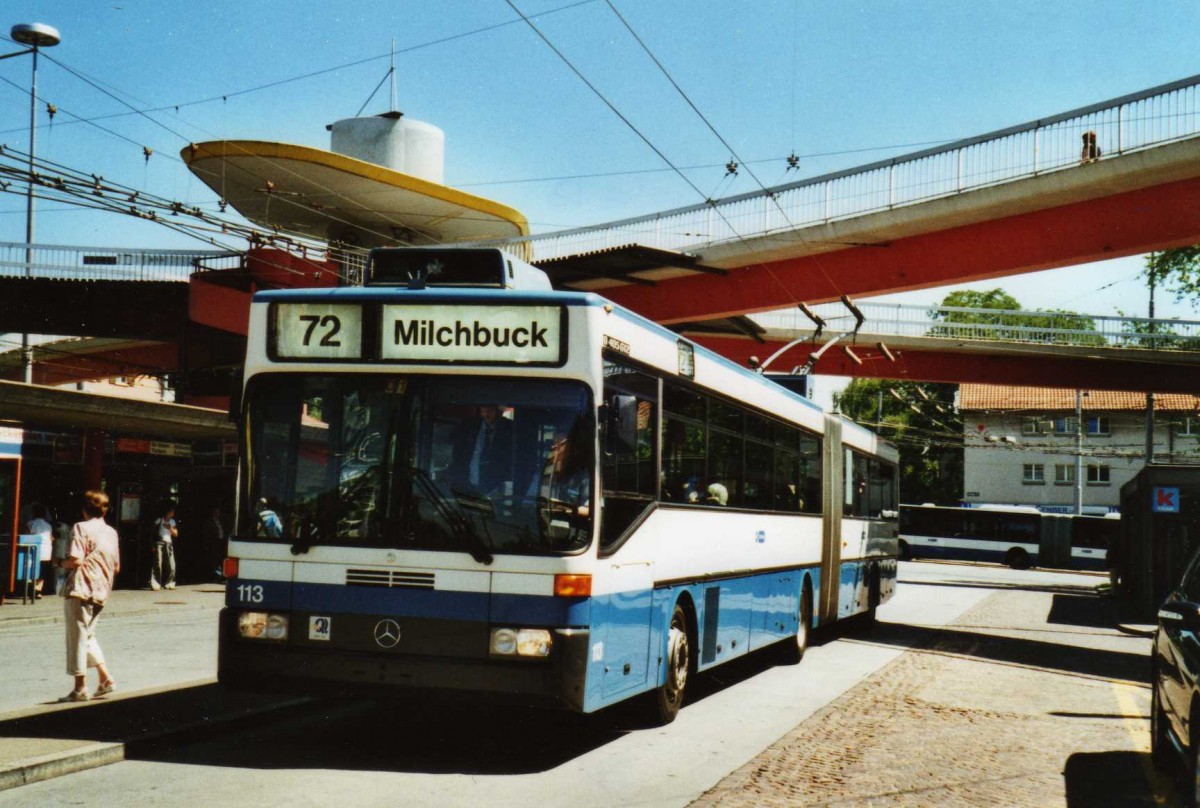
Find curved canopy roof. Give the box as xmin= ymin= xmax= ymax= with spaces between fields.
xmin=182 ymin=140 xmax=528 ymax=249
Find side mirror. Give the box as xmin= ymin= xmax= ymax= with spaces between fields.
xmin=607 ymin=395 xmax=639 ymax=455
xmin=1158 ymin=600 xmax=1200 ymax=631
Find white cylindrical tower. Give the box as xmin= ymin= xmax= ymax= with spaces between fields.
xmin=329 ymin=113 xmax=445 ymax=184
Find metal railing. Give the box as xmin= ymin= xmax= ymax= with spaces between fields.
xmin=0 ymin=242 xmax=241 ymax=282
xmin=0 ymin=241 xmax=375 ymax=285
xmin=752 ymin=302 xmax=1200 ymax=353
xmin=476 ymin=73 xmax=1200 ymax=262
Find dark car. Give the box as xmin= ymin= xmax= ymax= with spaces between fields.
xmin=1152 ymin=549 xmax=1200 ymax=805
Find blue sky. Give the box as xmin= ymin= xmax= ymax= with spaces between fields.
xmin=0 ymin=0 xmax=1197 ymax=329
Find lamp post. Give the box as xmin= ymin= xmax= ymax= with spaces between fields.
xmin=6 ymin=23 xmax=60 ymax=384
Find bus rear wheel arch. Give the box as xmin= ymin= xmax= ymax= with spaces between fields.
xmin=777 ymin=578 xmax=813 ymax=665
xmin=652 ymin=598 xmax=695 ymax=725
xmin=1006 ymin=547 xmax=1031 ymax=570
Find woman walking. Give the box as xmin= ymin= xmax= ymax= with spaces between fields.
xmin=59 ymin=490 xmax=120 ymax=702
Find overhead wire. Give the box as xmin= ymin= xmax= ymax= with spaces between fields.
xmin=593 ymin=1 xmax=857 ymax=311
xmin=0 ymin=1 xmax=600 ymax=135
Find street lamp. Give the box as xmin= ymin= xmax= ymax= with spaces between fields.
xmin=6 ymin=23 xmax=60 ymax=383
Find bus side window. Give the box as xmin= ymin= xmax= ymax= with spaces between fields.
xmin=601 ymin=359 xmax=658 ymax=552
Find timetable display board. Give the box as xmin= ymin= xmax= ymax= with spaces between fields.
xmin=272 ymin=303 xmax=365 ymax=360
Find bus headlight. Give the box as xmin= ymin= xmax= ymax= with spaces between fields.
xmin=490 ymin=627 xmax=552 ymax=658
xmin=490 ymin=628 xmax=518 ymax=655
xmin=238 ymin=611 xmax=289 ymax=640
xmin=516 ymin=629 xmax=552 ymax=657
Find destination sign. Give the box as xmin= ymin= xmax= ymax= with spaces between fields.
xmin=380 ymin=304 xmax=563 ymax=364
xmin=273 ymin=303 xmax=364 ymax=360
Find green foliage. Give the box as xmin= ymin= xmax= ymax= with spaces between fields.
xmin=834 ymin=378 xmax=962 ymax=505
xmin=927 ymin=288 xmax=1105 ymax=345
xmin=1114 ymin=309 xmax=1192 ymax=350
xmin=1146 ymin=247 xmax=1200 ymax=307
xmin=938 ymin=289 xmax=1022 ymax=311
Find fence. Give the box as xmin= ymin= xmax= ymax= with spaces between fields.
xmin=0 ymin=242 xmax=241 ymax=282
xmin=752 ymin=302 xmax=1200 ymax=353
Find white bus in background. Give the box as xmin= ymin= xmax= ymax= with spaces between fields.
xmin=899 ymin=503 xmax=1115 ymax=571
xmin=219 ymin=247 xmax=899 ymax=724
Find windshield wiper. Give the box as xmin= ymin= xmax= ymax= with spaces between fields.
xmin=410 ymin=467 xmax=493 ymax=565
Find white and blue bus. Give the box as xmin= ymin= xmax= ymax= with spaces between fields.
xmin=220 ymin=247 xmax=899 ymax=723
xmin=898 ymin=504 xmax=1116 ymax=571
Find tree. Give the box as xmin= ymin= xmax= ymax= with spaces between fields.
xmin=927 ymin=287 xmax=1105 ymax=346
xmin=1146 ymin=247 xmax=1200 ymax=307
xmin=834 ymin=379 xmax=962 ymax=505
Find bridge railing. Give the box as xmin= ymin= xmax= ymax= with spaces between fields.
xmin=476 ymin=73 xmax=1200 ymax=263
xmin=752 ymin=302 xmax=1200 ymax=352
xmin=0 ymin=242 xmax=242 ymax=282
xmin=0 ymin=241 xmax=376 ymax=285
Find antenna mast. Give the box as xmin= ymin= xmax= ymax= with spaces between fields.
xmin=389 ymin=38 xmax=397 ymax=113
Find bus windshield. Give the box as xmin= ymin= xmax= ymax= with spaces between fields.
xmin=241 ymin=374 xmax=594 ymax=556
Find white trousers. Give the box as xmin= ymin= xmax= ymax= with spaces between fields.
xmin=64 ymin=597 xmax=106 ymax=676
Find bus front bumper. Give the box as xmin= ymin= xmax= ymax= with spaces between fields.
xmin=217 ymin=609 xmax=590 ymax=712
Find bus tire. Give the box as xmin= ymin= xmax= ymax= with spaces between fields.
xmin=859 ymin=565 xmax=881 ymax=629
xmin=1006 ymin=548 xmax=1030 ymax=570
xmin=898 ymin=539 xmax=910 ymax=561
xmin=778 ymin=582 xmax=812 ymax=665
xmin=653 ymin=602 xmax=691 ymax=725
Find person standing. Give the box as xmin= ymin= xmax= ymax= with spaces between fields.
xmin=59 ymin=490 xmax=119 ymax=702
xmin=150 ymin=503 xmax=178 ymax=591
xmin=26 ymin=504 xmax=53 ymax=598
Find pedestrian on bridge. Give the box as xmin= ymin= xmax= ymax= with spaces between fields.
xmin=59 ymin=490 xmax=120 ymax=703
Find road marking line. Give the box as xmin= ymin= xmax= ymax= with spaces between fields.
xmin=1113 ymin=680 xmax=1166 ymax=804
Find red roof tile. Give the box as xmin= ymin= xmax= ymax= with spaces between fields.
xmin=959 ymin=384 xmax=1200 ymax=412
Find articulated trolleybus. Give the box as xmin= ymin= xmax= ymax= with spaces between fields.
xmin=221 ymin=247 xmax=899 ymax=723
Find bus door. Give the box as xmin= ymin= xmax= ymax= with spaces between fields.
xmin=595 ymin=559 xmax=653 ymax=698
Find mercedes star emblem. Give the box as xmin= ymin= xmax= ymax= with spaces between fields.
xmin=373 ymin=619 xmax=401 ymax=649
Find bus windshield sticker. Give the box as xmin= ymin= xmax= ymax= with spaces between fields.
xmin=381 ymin=304 xmax=563 ymax=363
xmin=274 ymin=303 xmax=364 ymax=360
xmin=309 ymin=616 xmax=332 ymax=641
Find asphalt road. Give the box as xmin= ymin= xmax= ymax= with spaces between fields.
xmin=0 ymin=563 xmax=1103 ymax=807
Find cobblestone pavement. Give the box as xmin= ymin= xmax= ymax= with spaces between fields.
xmin=692 ymin=582 xmax=1176 ymax=807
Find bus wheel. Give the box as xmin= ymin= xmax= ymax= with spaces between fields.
xmin=654 ymin=603 xmax=690 ymax=724
xmin=778 ymin=583 xmax=812 ymax=665
xmin=1006 ymin=548 xmax=1030 ymax=570
xmin=859 ymin=566 xmax=881 ymax=629
xmin=898 ymin=539 xmax=910 ymax=561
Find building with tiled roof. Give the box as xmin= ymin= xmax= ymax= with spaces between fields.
xmin=959 ymin=384 xmax=1200 ymax=513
